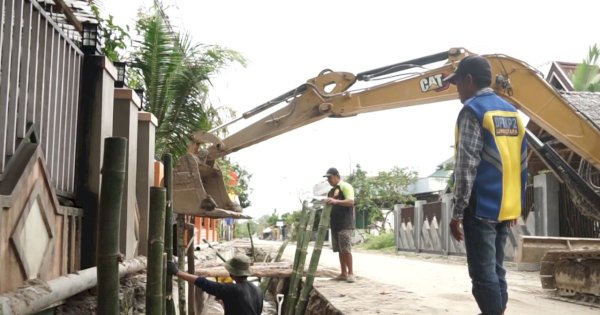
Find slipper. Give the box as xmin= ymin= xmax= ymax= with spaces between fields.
xmin=346 ymin=275 xmax=355 ymax=283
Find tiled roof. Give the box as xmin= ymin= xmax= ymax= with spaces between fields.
xmin=559 ymin=91 xmax=600 ymax=131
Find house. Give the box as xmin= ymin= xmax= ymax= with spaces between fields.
xmin=405 ymin=158 xmax=453 ymax=202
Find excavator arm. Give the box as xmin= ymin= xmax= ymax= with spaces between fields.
xmin=200 ymin=48 xmax=600 ymax=173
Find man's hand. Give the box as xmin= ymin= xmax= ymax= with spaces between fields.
xmin=167 ymin=261 xmax=179 ymax=276
xmin=325 ymin=198 xmax=337 ymax=205
xmin=450 ymin=218 xmax=463 ymax=241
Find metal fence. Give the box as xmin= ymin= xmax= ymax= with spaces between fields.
xmin=0 ymin=0 xmax=82 ymax=196
xmin=559 ymin=182 xmax=600 ymax=238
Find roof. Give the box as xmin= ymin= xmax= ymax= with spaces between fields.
xmin=559 ymin=91 xmax=600 ymax=131
xmin=546 ymin=61 xmax=578 ymax=91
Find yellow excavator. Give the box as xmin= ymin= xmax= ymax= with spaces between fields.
xmin=172 ymin=48 xmax=600 ymax=303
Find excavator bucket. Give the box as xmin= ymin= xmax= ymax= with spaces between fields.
xmin=172 ymin=153 xmax=242 ymax=216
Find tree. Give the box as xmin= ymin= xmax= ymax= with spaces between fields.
xmin=129 ymin=9 xmax=246 ymax=161
xmin=572 ymin=44 xmax=600 ymax=92
xmin=370 ymin=167 xmax=417 ymax=230
xmin=267 ymin=209 xmax=279 ymax=226
xmin=217 ymin=159 xmax=253 ymax=208
xmin=347 ymin=164 xmax=417 ymax=231
xmin=346 ymin=164 xmax=378 ymax=227
xmin=129 ymin=8 xmax=253 ymax=206
xmin=90 ymin=4 xmax=130 ymax=62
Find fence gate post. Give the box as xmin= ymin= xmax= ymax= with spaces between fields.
xmin=533 ymin=173 xmax=560 ymax=236
xmin=441 ymin=194 xmax=453 ymax=255
xmin=393 ymin=204 xmax=401 ymax=251
xmin=413 ymin=201 xmax=426 ymax=252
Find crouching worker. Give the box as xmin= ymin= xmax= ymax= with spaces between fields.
xmin=167 ymin=254 xmax=263 ymax=315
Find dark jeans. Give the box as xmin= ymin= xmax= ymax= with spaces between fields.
xmin=463 ymin=213 xmax=510 ymax=315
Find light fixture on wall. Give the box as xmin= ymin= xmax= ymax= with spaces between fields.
xmin=81 ymin=22 xmax=100 ymax=55
xmin=114 ymin=62 xmax=127 ymax=88
xmin=134 ymin=88 xmax=145 ymax=110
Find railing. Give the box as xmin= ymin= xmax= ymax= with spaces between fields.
xmin=0 ymin=0 xmax=82 ymax=196
xmin=559 ymin=182 xmax=600 ymax=238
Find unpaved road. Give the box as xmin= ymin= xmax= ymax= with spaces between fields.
xmin=274 ymin=241 xmax=598 ymax=315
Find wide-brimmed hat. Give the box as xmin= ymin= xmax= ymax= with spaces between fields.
xmin=224 ymin=254 xmax=252 ymax=277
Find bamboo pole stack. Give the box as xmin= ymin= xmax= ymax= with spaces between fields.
xmin=96 ymin=137 xmax=127 ymax=315
xmin=260 ymin=240 xmax=289 ymax=294
xmin=286 ymin=203 xmax=315 ymax=315
xmin=294 ymin=203 xmax=331 ymax=315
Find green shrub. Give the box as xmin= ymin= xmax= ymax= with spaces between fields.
xmin=359 ymin=232 xmax=395 ymax=250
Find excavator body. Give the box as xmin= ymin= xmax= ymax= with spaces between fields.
xmin=172 ymin=48 xmax=600 ymax=303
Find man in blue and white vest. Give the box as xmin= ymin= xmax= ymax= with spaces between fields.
xmin=444 ymin=55 xmax=527 ymax=315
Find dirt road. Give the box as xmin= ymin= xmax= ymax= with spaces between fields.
xmin=278 ymin=242 xmax=598 ymax=314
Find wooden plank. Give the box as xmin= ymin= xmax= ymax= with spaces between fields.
xmin=69 ymin=214 xmax=76 ymax=272
xmin=16 ymin=0 xmax=32 ymax=139
xmin=0 ymin=0 xmax=15 ymax=172
xmin=75 ymin=215 xmax=82 ymax=270
xmin=34 ymin=13 xmax=48 ymax=138
xmin=26 ymin=3 xmax=40 ymax=127
xmin=62 ymin=213 xmax=69 ymax=275
xmin=53 ymin=0 xmax=82 ymax=33
xmin=66 ymin=53 xmax=80 ymax=193
xmin=41 ymin=21 xmax=54 ymax=166
xmin=47 ymin=28 xmax=61 ymax=181
xmin=58 ymin=45 xmax=72 ymax=192
xmin=195 ymin=263 xmax=339 ymax=278
xmin=5 ymin=0 xmax=23 ymax=156
xmin=0 ymin=0 xmax=5 ymax=66
xmin=54 ymin=39 xmax=67 ymax=191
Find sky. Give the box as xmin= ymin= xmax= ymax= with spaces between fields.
xmin=103 ymin=0 xmax=600 ymax=219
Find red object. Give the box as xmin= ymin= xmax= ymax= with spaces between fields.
xmin=229 ymin=170 xmax=239 ymax=186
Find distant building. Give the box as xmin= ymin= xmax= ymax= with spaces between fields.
xmin=405 ymin=158 xmax=453 ymax=202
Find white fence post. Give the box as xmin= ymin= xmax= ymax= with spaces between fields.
xmin=414 ymin=200 xmax=426 ymax=252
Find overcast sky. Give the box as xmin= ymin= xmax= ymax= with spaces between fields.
xmin=104 ymin=0 xmax=600 ymax=219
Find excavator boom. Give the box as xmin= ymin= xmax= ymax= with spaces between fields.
xmin=202 ymin=48 xmax=600 ymax=173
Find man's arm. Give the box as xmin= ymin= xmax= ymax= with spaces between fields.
xmin=452 ymin=109 xmax=482 ymax=220
xmin=327 ymin=182 xmax=355 ymax=207
xmin=168 ymin=262 xmax=233 ymax=298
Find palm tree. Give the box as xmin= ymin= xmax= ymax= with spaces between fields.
xmin=572 ymin=44 xmax=600 ymax=92
xmin=130 ymin=9 xmax=245 ymax=160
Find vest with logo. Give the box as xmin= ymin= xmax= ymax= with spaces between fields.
xmin=458 ymin=91 xmax=527 ymax=221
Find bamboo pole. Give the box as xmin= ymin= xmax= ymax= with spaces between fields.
xmin=177 ymin=214 xmax=187 ymax=315
xmin=260 ymin=240 xmax=288 ymax=294
xmin=202 ymin=239 xmax=227 ymax=262
xmin=248 ymin=222 xmax=255 ymax=262
xmin=96 ymin=137 xmax=127 ymax=315
xmin=147 ymin=187 xmax=166 ymax=315
xmin=294 ymin=203 xmax=331 ymax=315
xmin=187 ymin=219 xmax=196 ymax=315
xmin=285 ymin=203 xmax=309 ymax=302
xmin=162 ymin=153 xmax=176 ymax=315
xmin=285 ymin=205 xmax=315 ymax=315
xmin=0 ymin=257 xmax=147 ymax=315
